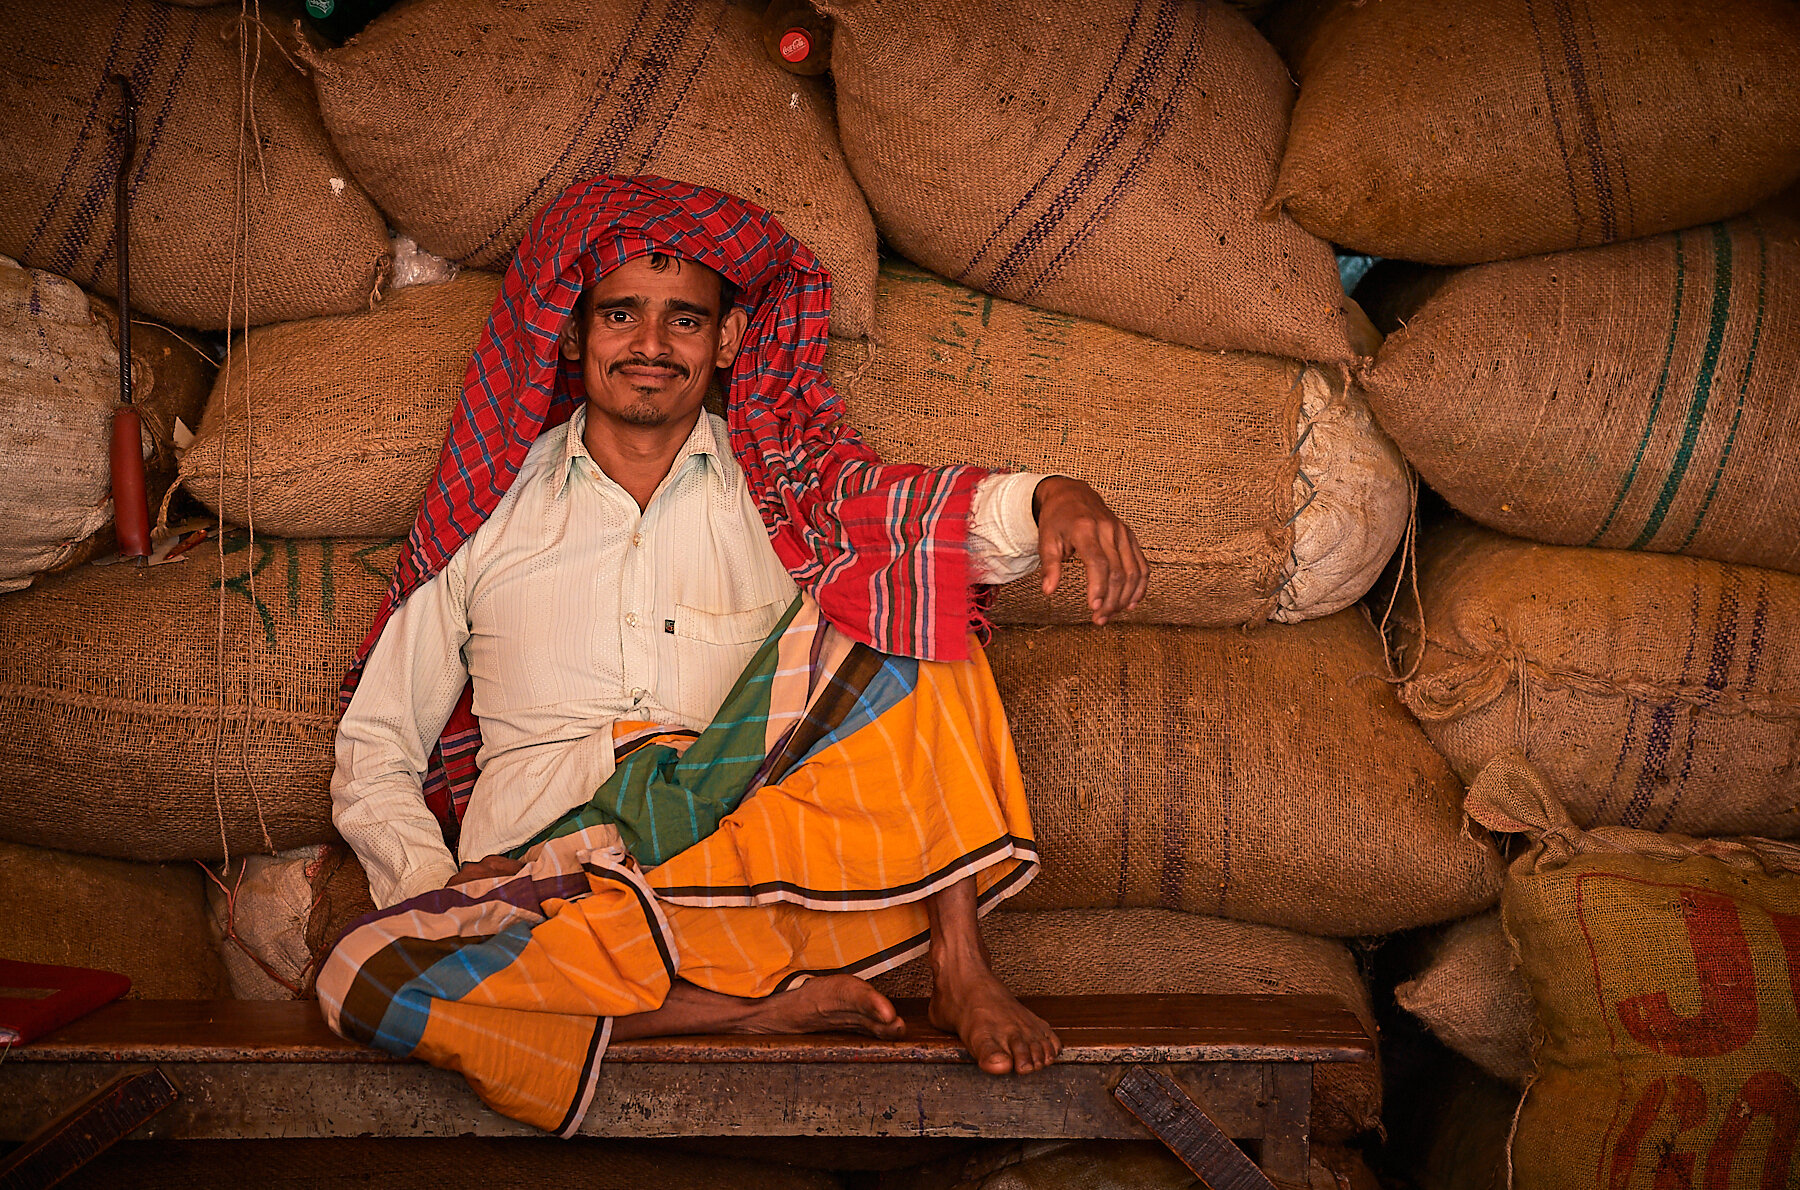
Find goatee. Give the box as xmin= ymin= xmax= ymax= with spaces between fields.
xmin=617 ymin=401 xmax=672 ymax=427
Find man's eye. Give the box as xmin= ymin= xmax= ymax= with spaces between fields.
xmin=605 ymin=311 xmax=630 ymax=324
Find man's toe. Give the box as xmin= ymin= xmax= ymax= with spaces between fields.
xmin=976 ymin=1032 xmax=1015 ymax=1074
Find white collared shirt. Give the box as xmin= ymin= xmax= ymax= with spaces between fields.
xmin=333 ymin=407 xmax=1046 ymax=906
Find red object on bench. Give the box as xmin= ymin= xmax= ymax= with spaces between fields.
xmin=0 ymin=960 xmax=130 ymax=1047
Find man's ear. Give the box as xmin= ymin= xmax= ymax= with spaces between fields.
xmin=714 ymin=307 xmax=750 ymax=368
xmin=559 ymin=312 xmax=583 ymax=362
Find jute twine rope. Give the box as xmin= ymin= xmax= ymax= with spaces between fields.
xmin=192 ymin=1 xmax=285 ymax=993
xmin=1374 ymin=463 xmax=1422 ymax=683
xmin=1395 ymin=626 xmax=1800 ymax=725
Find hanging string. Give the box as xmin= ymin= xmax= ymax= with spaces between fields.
xmin=213 ymin=0 xmax=277 ymax=880
xmin=1375 ymin=464 xmax=1423 ymax=684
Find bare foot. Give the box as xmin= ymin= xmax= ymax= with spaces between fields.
xmin=929 ymin=966 xmax=1061 ymax=1075
xmin=743 ymin=974 xmax=907 ymax=1040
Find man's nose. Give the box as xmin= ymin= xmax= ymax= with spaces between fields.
xmin=631 ymin=316 xmax=671 ymax=358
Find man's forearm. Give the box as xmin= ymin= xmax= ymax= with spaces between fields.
xmin=332 ymin=773 xmax=461 ymax=908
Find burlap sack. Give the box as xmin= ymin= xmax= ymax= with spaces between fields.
xmin=873 ymin=908 xmax=1380 ymax=1141
xmin=1468 ymin=755 xmax=1800 ymax=1190
xmin=817 ymin=0 xmax=1354 ymax=362
xmin=986 ymin=614 xmax=1504 ymax=935
xmin=1270 ymin=0 xmax=1800 ymax=263
xmin=1361 ymin=215 xmax=1800 ymax=573
xmin=0 ymin=840 xmax=227 ymax=998
xmin=1396 ymin=912 xmax=1534 ymax=1087
xmin=0 ymin=0 xmax=389 ymax=331
xmin=1397 ymin=523 xmax=1800 ymax=839
xmin=832 ymin=261 xmax=1407 ymax=627
xmin=207 ymin=843 xmax=375 ymax=999
xmin=305 ymin=0 xmax=875 ymax=340
xmin=0 ymin=532 xmax=401 ymax=861
xmin=181 ymin=272 xmax=501 ymax=536
xmin=1 ymin=257 xmax=213 ymax=591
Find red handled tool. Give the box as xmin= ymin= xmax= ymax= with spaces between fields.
xmin=108 ymin=74 xmax=152 ymax=564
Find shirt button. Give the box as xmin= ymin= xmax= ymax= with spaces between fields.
xmin=631 ymin=532 xmax=644 ymax=548
xmin=624 ymin=612 xmax=639 ymax=628
xmin=629 ymin=687 xmax=646 ymax=702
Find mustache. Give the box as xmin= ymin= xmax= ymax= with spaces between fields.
xmin=608 ymin=355 xmax=689 ymax=379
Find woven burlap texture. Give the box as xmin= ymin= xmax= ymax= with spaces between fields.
xmin=1468 ymin=754 xmax=1800 ymax=1190
xmin=986 ymin=614 xmax=1503 ymax=935
xmin=873 ymin=907 xmax=1380 ymax=1141
xmin=305 ymin=0 xmax=876 ymax=339
xmin=1 ymin=258 xmax=211 ymax=590
xmin=832 ymin=260 xmax=1408 ymax=627
xmin=0 ymin=0 xmax=389 ymax=330
xmin=181 ymin=271 xmax=502 ymax=536
xmin=1398 ymin=523 xmax=1800 ymax=839
xmin=0 ymin=839 xmax=227 ymax=998
xmin=0 ymin=533 xmax=402 ymax=861
xmin=1395 ymin=911 xmax=1534 ymax=1087
xmin=1271 ymin=0 xmax=1800 ymax=262
xmin=817 ymin=0 xmax=1352 ymax=361
xmin=1361 ymin=215 xmax=1800 ymax=574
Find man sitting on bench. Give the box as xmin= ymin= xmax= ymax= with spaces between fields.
xmin=321 ymin=175 xmax=1147 ymax=1134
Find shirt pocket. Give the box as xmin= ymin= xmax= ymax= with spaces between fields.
xmin=672 ymin=599 xmax=791 ymax=721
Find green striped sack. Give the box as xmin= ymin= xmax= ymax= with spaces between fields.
xmin=1360 ymin=214 xmax=1800 ymax=574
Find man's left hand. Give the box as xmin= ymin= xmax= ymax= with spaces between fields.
xmin=445 ymin=855 xmax=526 ymax=888
xmin=1032 ymin=477 xmax=1149 ymax=625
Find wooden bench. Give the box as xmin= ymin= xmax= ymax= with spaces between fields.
xmin=0 ymin=995 xmax=1372 ymax=1190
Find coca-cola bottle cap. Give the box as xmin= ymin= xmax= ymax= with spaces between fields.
xmin=779 ymin=28 xmax=812 ymax=63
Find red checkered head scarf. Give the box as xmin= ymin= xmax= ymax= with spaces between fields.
xmin=342 ymin=175 xmax=991 ymax=829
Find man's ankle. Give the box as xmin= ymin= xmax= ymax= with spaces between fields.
xmin=929 ymin=943 xmax=994 ymax=987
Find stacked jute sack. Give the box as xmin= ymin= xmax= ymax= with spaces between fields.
xmin=0 ymin=0 xmax=389 ymax=989
xmin=1380 ymin=524 xmax=1800 ymax=1187
xmin=1 ymin=1 xmax=1492 ymax=1164
xmin=0 ymin=247 xmax=231 ymax=993
xmin=1244 ymin=0 xmax=1800 ymax=1183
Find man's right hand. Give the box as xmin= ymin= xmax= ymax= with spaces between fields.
xmin=1032 ymin=476 xmax=1149 ymax=625
xmin=445 ymin=854 xmax=525 ymax=888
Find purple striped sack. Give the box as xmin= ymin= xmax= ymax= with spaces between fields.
xmin=1398 ymin=522 xmax=1800 ymax=841
xmin=818 ymin=0 xmax=1357 ymax=363
xmin=0 ymin=0 xmax=389 ymax=330
xmin=303 ymin=0 xmax=878 ymax=339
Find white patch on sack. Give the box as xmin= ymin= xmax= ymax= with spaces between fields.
xmin=388 ymin=234 xmax=459 ymax=290
xmin=1273 ymin=367 xmax=1410 ymax=623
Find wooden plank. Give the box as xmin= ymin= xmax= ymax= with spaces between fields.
xmin=1259 ymin=1063 xmax=1314 ymax=1188
xmin=10 ymin=996 xmax=1371 ymax=1066
xmin=0 ymin=1060 xmax=1279 ymax=1143
xmin=1114 ymin=1065 xmax=1277 ymax=1190
xmin=0 ymin=1069 xmax=178 ymax=1190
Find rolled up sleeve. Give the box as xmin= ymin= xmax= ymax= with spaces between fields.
xmin=968 ymin=471 xmax=1049 ymax=586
